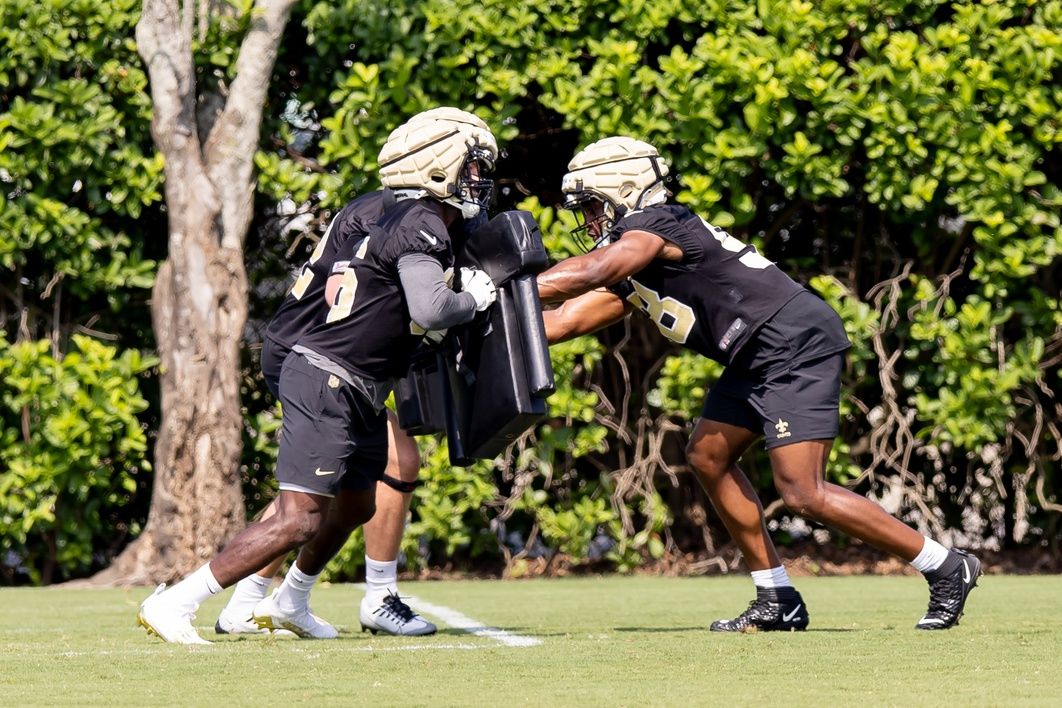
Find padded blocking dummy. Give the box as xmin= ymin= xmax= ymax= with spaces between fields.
xmin=394 ymin=210 xmax=555 ymax=465
xmin=393 ymin=349 xmax=448 ymax=436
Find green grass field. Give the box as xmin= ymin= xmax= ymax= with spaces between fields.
xmin=1 ymin=575 xmax=1059 ymax=706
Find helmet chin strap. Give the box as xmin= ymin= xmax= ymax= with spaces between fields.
xmin=393 ymin=188 xmax=428 ymax=201
xmin=444 ymin=195 xmax=481 ymax=219
xmin=605 ymin=201 xmax=622 ymax=229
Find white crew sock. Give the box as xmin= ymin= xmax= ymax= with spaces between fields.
xmin=364 ymin=555 xmax=399 ymax=602
xmin=750 ymin=565 xmax=793 ymax=590
xmin=910 ymin=537 xmax=950 ymax=574
xmin=273 ymin=562 xmax=320 ymax=612
xmin=221 ymin=573 xmax=272 ymax=619
xmin=164 ymin=562 xmax=222 ymax=614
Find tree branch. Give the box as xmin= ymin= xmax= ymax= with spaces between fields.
xmin=136 ymin=0 xmax=199 ymax=159
xmin=204 ymin=0 xmax=298 ymax=249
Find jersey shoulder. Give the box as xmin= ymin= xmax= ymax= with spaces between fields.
xmin=615 ymin=203 xmax=689 ymax=235
xmin=333 ymin=190 xmax=388 ymax=242
xmin=613 ymin=204 xmax=705 ymax=264
xmin=377 ymin=199 xmax=454 ymax=265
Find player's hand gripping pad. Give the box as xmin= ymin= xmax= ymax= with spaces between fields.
xmin=394 ymin=211 xmax=555 ymax=464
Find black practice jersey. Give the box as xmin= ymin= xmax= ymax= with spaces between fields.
xmin=608 ymin=204 xmax=804 ymax=364
xmin=265 ymin=191 xmax=390 ymax=348
xmin=296 ymin=199 xmax=459 ymax=381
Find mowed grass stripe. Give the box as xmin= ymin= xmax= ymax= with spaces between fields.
xmin=0 ymin=575 xmax=1058 ymax=706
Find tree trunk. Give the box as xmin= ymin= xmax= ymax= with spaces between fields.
xmin=92 ymin=230 xmax=249 ymax=586
xmin=86 ymin=0 xmax=296 ymax=586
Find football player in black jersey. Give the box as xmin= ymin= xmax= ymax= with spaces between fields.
xmin=212 ymin=189 xmax=435 ymax=638
xmin=212 ymin=107 xmax=480 ymax=638
xmin=138 ymin=109 xmax=499 ymax=644
xmin=537 ymin=137 xmax=980 ymax=632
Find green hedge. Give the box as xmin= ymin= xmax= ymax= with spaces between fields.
xmin=269 ymin=0 xmax=1057 ymax=577
xmin=0 ymin=335 xmax=154 ymax=583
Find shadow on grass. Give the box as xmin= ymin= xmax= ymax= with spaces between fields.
xmin=613 ymin=626 xmax=866 ymax=633
xmin=614 ymin=626 xmax=711 ymax=633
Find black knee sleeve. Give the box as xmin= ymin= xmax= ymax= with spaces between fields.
xmin=379 ymin=473 xmax=419 ymax=494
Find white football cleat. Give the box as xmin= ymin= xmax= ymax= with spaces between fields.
xmin=214 ymin=610 xmax=295 ymax=636
xmin=360 ymin=591 xmax=437 ymax=636
xmin=252 ymin=590 xmax=338 ymax=639
xmin=137 ymin=584 xmax=211 ymax=645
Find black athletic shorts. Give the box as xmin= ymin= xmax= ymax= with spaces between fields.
xmin=701 ymin=290 xmax=850 ymax=449
xmin=261 ymin=335 xmax=288 ymax=397
xmin=274 ymin=351 xmax=388 ymax=496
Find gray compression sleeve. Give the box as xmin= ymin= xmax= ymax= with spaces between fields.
xmin=397 ymin=253 xmax=478 ymax=330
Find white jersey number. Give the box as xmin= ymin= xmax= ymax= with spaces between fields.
xmin=324 ymin=236 xmax=371 ymax=323
xmin=626 ymin=279 xmax=696 ymax=344
xmin=325 ymin=269 xmax=359 ymax=323
xmin=289 ymin=214 xmax=341 ymax=300
xmin=700 ymin=217 xmax=772 ymax=269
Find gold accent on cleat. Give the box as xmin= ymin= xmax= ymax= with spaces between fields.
xmin=137 ymin=614 xmax=159 ymax=637
xmin=254 ymin=615 xmax=275 ymax=632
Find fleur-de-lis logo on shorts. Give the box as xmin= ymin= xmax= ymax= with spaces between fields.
xmin=775 ymin=418 xmax=791 ymax=439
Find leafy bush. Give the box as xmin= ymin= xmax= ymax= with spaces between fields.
xmin=0 ymin=0 xmax=161 ymax=584
xmin=4 ymin=0 xmax=1059 ymax=582
xmin=0 ymin=335 xmax=155 ymax=583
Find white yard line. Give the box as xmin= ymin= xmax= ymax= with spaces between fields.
xmin=402 ymin=594 xmax=542 ymax=648
xmin=12 ymin=587 xmax=543 ymax=656
xmin=354 ymin=583 xmax=542 ymax=648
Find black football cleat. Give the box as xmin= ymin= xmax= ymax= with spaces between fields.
xmin=916 ymin=549 xmax=982 ymax=630
xmin=710 ymin=587 xmax=809 ymax=632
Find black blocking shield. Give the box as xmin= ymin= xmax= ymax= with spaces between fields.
xmin=446 ymin=278 xmax=549 ymax=464
xmin=394 ymin=210 xmax=555 ymax=465
xmin=394 ymin=350 xmax=448 ymax=436
xmin=457 ymin=210 xmax=549 ymax=286
xmin=447 ymin=210 xmax=555 ymax=464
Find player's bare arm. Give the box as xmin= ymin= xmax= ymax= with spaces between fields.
xmin=543 ymin=288 xmax=630 ymax=344
xmin=536 ymin=230 xmax=683 ymax=305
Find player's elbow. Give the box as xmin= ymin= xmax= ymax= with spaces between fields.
xmin=409 ymin=300 xmax=468 ymax=331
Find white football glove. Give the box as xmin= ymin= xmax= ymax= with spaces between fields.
xmin=460 ymin=267 xmax=496 ymax=312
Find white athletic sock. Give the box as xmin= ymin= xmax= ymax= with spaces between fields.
xmin=165 ymin=562 xmax=222 ymax=614
xmin=910 ymin=537 xmax=950 ymax=574
xmin=274 ymin=562 xmax=320 ymax=612
xmin=221 ymin=573 xmax=272 ymax=619
xmin=364 ymin=555 xmax=399 ymax=601
xmin=750 ymin=566 xmax=793 ymax=590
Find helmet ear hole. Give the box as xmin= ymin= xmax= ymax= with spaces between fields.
xmin=430 ymin=171 xmax=447 ymax=183
xmin=619 ymin=183 xmax=635 ymax=198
